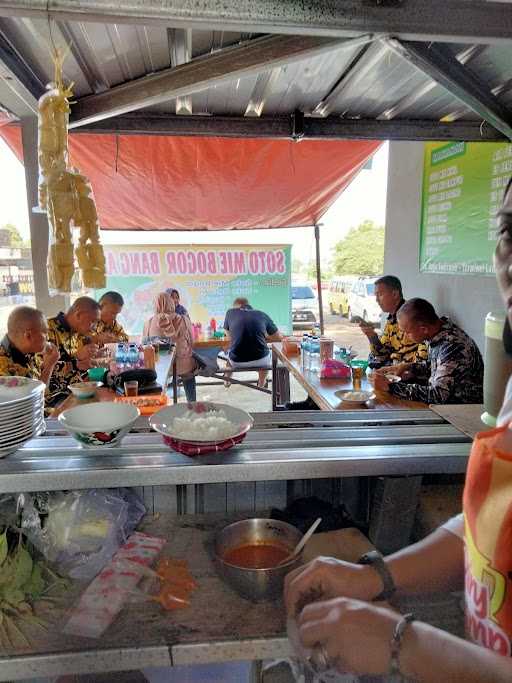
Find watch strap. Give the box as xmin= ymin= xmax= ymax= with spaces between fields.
xmin=358 ymin=550 xmax=396 ymax=601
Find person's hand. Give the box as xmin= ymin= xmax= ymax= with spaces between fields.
xmin=297 ymin=597 xmax=403 ymax=676
xmin=392 ymin=363 xmax=409 ymax=377
xmin=372 ymin=373 xmax=390 ymax=392
xmin=284 ymin=556 xmax=382 ymax=618
xmin=91 ymin=333 xmax=118 ymax=345
xmin=358 ymin=322 xmax=377 ymax=340
xmin=373 ymin=365 xmax=394 ymax=375
xmin=75 ymin=343 xmax=99 ymax=370
xmin=41 ymin=342 xmax=59 ymax=369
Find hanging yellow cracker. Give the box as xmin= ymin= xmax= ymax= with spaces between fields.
xmin=37 ymin=47 xmax=106 ymax=294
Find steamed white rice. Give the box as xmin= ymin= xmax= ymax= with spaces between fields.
xmin=172 ymin=409 xmax=239 ymax=441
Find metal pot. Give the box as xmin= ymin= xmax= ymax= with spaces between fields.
xmin=214 ymin=518 xmax=303 ymax=602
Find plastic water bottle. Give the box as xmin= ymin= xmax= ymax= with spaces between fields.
xmin=301 ymin=334 xmax=310 ymax=370
xmin=128 ymin=343 xmax=139 ymax=367
xmin=310 ymin=337 xmax=320 ymax=373
xmin=116 ymin=343 xmax=126 ymax=367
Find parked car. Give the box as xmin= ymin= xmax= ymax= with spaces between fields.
xmin=327 ymin=276 xmax=357 ymax=316
xmin=291 ymin=284 xmax=318 ymax=328
xmin=347 ymin=277 xmax=382 ymax=324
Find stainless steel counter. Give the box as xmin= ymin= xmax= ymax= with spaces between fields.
xmin=0 ymin=410 xmax=471 ymax=493
xmin=0 ymin=410 xmax=471 ymax=680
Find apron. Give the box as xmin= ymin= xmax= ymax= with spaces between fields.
xmin=463 ymin=424 xmax=512 ymax=656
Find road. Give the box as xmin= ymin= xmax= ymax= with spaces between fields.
xmin=295 ymin=310 xmax=372 ymax=359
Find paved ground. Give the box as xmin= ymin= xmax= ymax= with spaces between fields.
xmin=192 ymin=312 xmax=372 ymax=412
xmin=320 ymin=311 xmax=371 ymax=359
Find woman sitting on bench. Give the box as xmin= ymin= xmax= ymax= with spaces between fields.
xmin=143 ymin=292 xmax=198 ymax=402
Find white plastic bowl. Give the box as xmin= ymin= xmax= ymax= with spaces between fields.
xmin=335 ymin=389 xmax=375 ymax=406
xmin=69 ymin=381 xmax=103 ymax=399
xmin=58 ymin=402 xmax=140 ymax=448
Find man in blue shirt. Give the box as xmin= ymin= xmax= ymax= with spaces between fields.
xmin=223 ymin=297 xmax=282 ymax=388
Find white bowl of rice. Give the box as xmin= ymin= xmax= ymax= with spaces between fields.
xmin=149 ymin=402 xmax=254 ymax=445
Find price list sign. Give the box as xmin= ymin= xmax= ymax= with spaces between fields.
xmin=420 ymin=141 xmax=512 ymax=276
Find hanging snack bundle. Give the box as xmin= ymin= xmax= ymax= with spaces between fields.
xmin=37 ymin=48 xmax=106 ymax=293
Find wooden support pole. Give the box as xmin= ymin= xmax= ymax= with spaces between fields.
xmin=314 ymin=224 xmax=325 ymax=335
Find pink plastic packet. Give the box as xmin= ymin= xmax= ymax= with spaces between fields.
xmin=320 ymin=361 xmax=351 ymax=379
xmin=63 ymin=531 xmax=165 ymax=638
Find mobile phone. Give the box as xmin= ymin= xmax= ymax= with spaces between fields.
xmin=352 ymin=316 xmax=377 ymax=328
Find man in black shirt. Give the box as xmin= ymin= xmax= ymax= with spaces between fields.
xmin=223 ymin=298 xmax=282 ymax=387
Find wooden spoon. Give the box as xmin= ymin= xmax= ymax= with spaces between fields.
xmin=276 ymin=517 xmax=322 ymax=567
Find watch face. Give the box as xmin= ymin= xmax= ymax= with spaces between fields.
xmin=359 ymin=551 xmax=396 ymax=601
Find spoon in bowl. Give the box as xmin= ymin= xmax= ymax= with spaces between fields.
xmin=276 ymin=517 xmax=322 ymax=567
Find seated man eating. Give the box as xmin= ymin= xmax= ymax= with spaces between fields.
xmin=223 ymin=297 xmax=282 ymax=388
xmin=92 ymin=291 xmax=129 ymax=343
xmin=373 ymin=297 xmax=483 ymax=404
xmin=0 ymin=306 xmax=59 ymax=388
xmin=47 ymin=296 xmax=100 ymax=401
xmin=359 ymin=275 xmax=427 ymax=368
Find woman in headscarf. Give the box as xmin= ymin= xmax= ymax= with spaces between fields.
xmin=143 ymin=292 xmax=197 ymax=402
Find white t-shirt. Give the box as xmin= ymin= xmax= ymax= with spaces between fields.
xmin=442 ymin=375 xmax=512 ymax=539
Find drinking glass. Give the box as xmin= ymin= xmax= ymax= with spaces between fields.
xmin=350 ymin=359 xmax=368 ymax=390
xmin=124 ymin=380 xmax=138 ymax=397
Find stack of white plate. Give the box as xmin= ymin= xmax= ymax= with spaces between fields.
xmin=0 ymin=376 xmax=46 ymax=458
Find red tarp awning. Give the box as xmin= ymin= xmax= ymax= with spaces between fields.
xmin=1 ymin=125 xmax=379 ymax=230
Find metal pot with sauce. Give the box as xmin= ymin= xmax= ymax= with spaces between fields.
xmin=214 ymin=518 xmax=303 ymax=602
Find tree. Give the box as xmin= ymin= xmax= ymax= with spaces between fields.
xmin=307 ymin=260 xmax=332 ymax=282
xmin=292 ymin=257 xmax=305 ymax=276
xmin=331 ymin=220 xmax=384 ymax=276
xmin=1 ymin=223 xmax=25 ymax=248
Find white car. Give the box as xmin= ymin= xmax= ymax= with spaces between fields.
xmin=291 ymin=284 xmax=318 ymax=328
xmin=347 ymin=277 xmax=382 ymax=324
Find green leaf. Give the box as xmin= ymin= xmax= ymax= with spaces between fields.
xmin=0 ymin=557 xmax=15 ymax=587
xmin=1 ymin=586 xmax=25 ymax=606
xmin=24 ymin=563 xmax=46 ymax=600
xmin=12 ymin=546 xmax=33 ymax=589
xmin=0 ymin=531 xmax=7 ymax=566
xmin=332 ymin=220 xmax=385 ymax=276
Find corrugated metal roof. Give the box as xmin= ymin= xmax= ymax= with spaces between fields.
xmin=0 ymin=11 xmax=512 ymax=135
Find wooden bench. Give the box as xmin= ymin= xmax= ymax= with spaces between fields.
xmin=166 ymin=345 xmax=284 ymax=402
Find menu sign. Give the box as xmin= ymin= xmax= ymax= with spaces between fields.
xmin=420 ymin=141 xmax=512 ymax=275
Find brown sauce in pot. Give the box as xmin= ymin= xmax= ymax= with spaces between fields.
xmin=223 ymin=543 xmax=290 ymax=569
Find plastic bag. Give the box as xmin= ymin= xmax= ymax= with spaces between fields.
xmin=19 ymin=488 xmax=145 ymax=580
xmin=0 ymin=494 xmax=20 ymax=530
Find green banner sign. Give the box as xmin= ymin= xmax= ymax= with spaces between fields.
xmin=420 ymin=141 xmax=512 ymax=275
xmin=95 ymin=244 xmax=292 ymax=335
